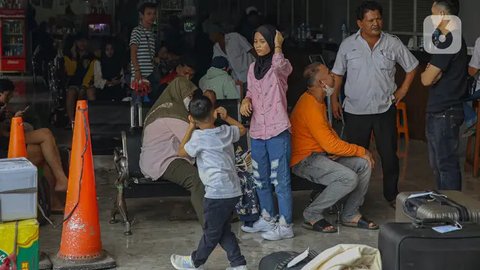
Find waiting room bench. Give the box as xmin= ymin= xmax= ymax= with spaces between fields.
xmin=110 ymin=127 xmax=326 ymax=236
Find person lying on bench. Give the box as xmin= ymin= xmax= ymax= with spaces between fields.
xmin=141 ymin=76 xmax=205 ymax=225
xmin=0 ymin=78 xmax=68 ymax=213
xmin=289 ymin=63 xmax=378 ymax=233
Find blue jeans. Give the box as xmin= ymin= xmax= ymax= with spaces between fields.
xmin=251 ymin=131 xmax=293 ymax=224
xmin=426 ymin=106 xmax=464 ymax=190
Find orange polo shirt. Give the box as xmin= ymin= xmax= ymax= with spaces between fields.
xmin=290 ymin=92 xmax=366 ymax=167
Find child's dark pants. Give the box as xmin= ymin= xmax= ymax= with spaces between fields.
xmin=192 ymin=196 xmax=246 ymax=267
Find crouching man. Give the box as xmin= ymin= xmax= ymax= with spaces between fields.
xmin=290 ymin=63 xmax=378 ymax=233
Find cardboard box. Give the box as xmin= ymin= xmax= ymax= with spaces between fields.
xmin=0 ymin=158 xmax=38 ymax=222
xmin=0 ymin=219 xmax=39 ymax=270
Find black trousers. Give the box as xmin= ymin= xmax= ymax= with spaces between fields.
xmin=192 ymin=197 xmax=246 ymax=268
xmin=344 ymin=105 xmax=399 ymax=201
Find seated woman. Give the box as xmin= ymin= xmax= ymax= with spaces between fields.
xmin=140 ymin=76 xmax=205 ymax=226
xmin=93 ymin=39 xmax=125 ymax=101
xmin=0 ymin=79 xmax=68 ymax=213
xmin=64 ymin=32 xmax=95 ymax=126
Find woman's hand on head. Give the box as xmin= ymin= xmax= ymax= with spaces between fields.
xmin=240 ymin=98 xmax=252 ymax=117
xmin=274 ymin=31 xmax=284 ymax=48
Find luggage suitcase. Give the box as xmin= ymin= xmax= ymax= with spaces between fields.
xmin=379 ymin=222 xmax=480 ymax=270
xmin=395 ymin=191 xmax=480 ymax=223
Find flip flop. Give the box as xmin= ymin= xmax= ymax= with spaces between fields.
xmin=302 ymin=219 xmax=338 ymax=233
xmin=342 ymin=216 xmax=379 ymax=230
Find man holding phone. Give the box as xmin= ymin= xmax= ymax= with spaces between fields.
xmin=0 ymin=78 xmax=68 ymax=213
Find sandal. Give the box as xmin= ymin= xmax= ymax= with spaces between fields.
xmin=302 ymin=219 xmax=337 ymax=233
xmin=342 ymin=216 xmax=379 ymax=230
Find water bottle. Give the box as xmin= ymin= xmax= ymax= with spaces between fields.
xmin=306 ymin=24 xmax=311 ymax=40
xmin=341 ymin=24 xmax=348 ymax=40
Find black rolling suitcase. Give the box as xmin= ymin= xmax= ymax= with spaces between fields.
xmin=379 ymin=222 xmax=480 ymax=270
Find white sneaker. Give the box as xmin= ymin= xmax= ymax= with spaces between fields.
xmin=170 ymin=254 xmax=203 ymax=270
xmin=226 ymin=265 xmax=248 ymax=270
xmin=241 ymin=217 xmax=276 ymax=233
xmin=261 ymin=217 xmax=294 ymax=241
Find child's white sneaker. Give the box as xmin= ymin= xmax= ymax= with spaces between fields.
xmin=241 ymin=217 xmax=276 ymax=233
xmin=226 ymin=265 xmax=248 ymax=270
xmin=170 ymin=254 xmax=203 ymax=270
xmin=261 ymin=217 xmax=294 ymax=241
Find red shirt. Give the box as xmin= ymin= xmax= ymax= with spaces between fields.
xmin=160 ymin=71 xmax=178 ymax=85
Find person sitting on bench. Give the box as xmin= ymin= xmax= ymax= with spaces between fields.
xmin=140 ymin=76 xmax=205 ymax=225
xmin=0 ymin=78 xmax=68 ymax=213
xmin=290 ymin=63 xmax=378 ymax=233
xmin=93 ymin=38 xmax=125 ymax=101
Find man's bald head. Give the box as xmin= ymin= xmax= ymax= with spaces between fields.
xmin=303 ymin=63 xmax=333 ymax=88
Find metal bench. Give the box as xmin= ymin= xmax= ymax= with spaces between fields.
xmin=109 ymin=99 xmax=326 ymax=235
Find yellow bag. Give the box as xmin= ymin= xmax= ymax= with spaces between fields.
xmin=0 ymin=219 xmax=39 ymax=270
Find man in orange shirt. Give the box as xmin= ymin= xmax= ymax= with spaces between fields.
xmin=290 ymin=63 xmax=378 ymax=233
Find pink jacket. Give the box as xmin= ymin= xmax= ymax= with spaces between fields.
xmin=246 ymin=53 xmax=292 ymax=140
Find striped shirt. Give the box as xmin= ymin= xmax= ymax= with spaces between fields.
xmin=130 ymin=25 xmax=156 ymax=78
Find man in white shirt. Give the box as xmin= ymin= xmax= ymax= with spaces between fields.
xmin=209 ymin=25 xmax=256 ymax=85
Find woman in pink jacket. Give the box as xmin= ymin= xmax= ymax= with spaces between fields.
xmin=240 ymin=25 xmax=294 ymax=241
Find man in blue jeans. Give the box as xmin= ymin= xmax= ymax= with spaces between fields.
xmin=421 ymin=0 xmax=467 ymax=190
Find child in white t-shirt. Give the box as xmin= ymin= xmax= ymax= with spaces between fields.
xmin=170 ymin=96 xmax=248 ymax=270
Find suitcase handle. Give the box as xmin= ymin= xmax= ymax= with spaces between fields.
xmin=403 ymin=191 xmax=470 ymax=223
xmin=431 ymin=191 xmax=470 ymax=222
xmin=413 ymin=218 xmax=458 ymax=228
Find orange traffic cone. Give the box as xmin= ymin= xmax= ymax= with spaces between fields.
xmin=8 ymin=116 xmax=27 ymax=158
xmin=52 ymin=100 xmax=115 ymax=270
